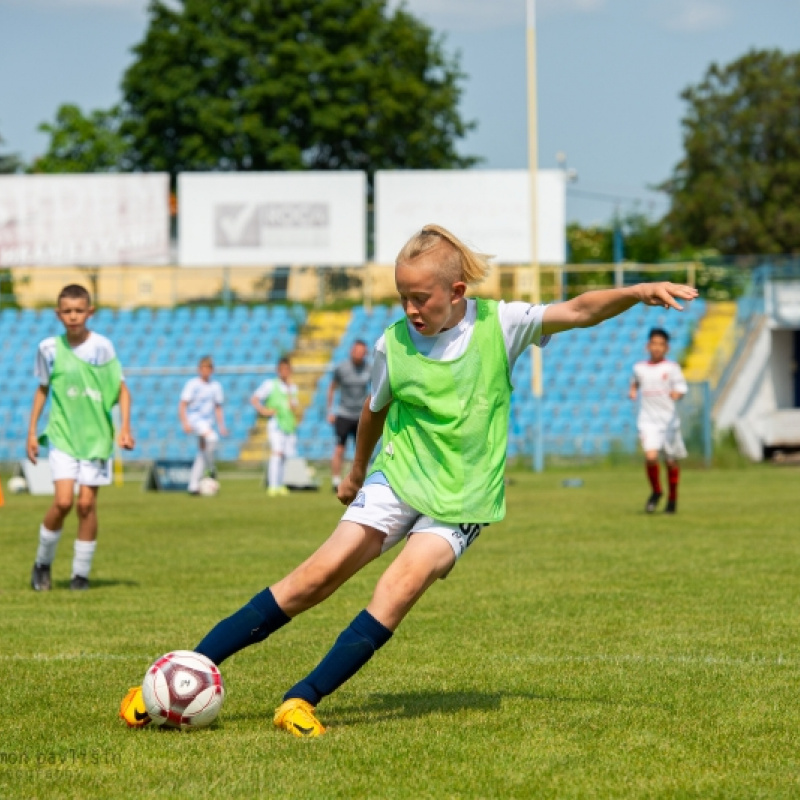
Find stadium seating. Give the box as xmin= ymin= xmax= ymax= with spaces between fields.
xmin=0 ymin=297 xmax=706 ymax=465
xmin=0 ymin=305 xmax=306 ymax=464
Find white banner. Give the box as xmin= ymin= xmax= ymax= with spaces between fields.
xmin=0 ymin=174 xmax=170 ymax=266
xmin=178 ymin=172 xmax=366 ymax=266
xmin=375 ymin=169 xmax=566 ymax=265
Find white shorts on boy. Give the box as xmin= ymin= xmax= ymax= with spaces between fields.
xmin=188 ymin=422 xmax=219 ymax=443
xmin=49 ymin=446 xmax=113 ymax=486
xmin=341 ymin=480 xmax=485 ymax=564
xmin=638 ymin=424 xmax=687 ymax=459
xmin=267 ymin=419 xmax=297 ymax=457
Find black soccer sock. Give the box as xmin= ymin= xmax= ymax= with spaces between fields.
xmin=284 ymin=610 xmax=393 ymax=706
xmin=195 ymin=587 xmax=290 ymax=665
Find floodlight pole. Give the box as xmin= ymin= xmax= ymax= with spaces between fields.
xmin=526 ymin=0 xmax=544 ymax=473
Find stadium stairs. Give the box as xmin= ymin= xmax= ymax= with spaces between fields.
xmin=238 ymin=310 xmax=351 ymax=464
xmin=682 ymin=301 xmax=737 ymax=387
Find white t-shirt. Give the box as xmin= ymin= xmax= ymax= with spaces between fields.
xmin=632 ymin=360 xmax=687 ymax=429
xmin=370 ymin=299 xmax=550 ymax=411
xmin=181 ymin=377 xmax=224 ymax=428
xmin=35 ymin=332 xmax=121 ymax=386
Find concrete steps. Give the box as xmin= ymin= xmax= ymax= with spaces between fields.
xmin=683 ymin=301 xmax=737 ymax=386
xmin=238 ymin=309 xmax=351 ymax=463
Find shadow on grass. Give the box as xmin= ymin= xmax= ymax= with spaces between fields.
xmin=324 ymin=687 xmax=660 ymax=727
xmin=53 ymin=578 xmax=141 ymax=590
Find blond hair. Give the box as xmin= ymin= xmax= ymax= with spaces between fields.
xmin=395 ymin=224 xmax=492 ymax=286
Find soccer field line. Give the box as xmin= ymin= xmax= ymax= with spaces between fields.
xmin=0 ymin=653 xmax=148 ymax=663
xmin=3 ymin=651 xmax=797 ymax=669
xmin=506 ymin=653 xmax=799 ymax=669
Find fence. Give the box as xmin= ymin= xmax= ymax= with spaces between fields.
xmin=0 ymin=261 xmax=701 ymax=311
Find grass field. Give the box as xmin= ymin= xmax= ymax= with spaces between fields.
xmin=1 ymin=464 xmax=798 ymax=799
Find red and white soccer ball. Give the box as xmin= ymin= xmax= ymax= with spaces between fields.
xmin=142 ymin=650 xmax=225 ymax=730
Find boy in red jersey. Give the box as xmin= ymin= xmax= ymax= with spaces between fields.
xmin=629 ymin=328 xmax=688 ymax=514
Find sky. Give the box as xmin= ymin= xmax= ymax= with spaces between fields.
xmin=0 ymin=0 xmax=798 ymax=225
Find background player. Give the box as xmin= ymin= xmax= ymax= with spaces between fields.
xmin=327 ymin=339 xmax=370 ymax=492
xmin=121 ymin=226 xmax=697 ymax=734
xmin=251 ymin=357 xmax=300 ymax=497
xmin=179 ymin=356 xmax=227 ymax=495
xmin=629 ymin=328 xmax=688 ymax=513
xmin=28 ymin=284 xmax=133 ymax=592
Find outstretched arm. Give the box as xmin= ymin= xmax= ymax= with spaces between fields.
xmin=542 ymin=282 xmax=698 ymax=336
xmin=337 ymin=398 xmax=390 ymax=505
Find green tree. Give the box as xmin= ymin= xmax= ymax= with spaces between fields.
xmin=0 ymin=131 xmax=24 ymax=174
xmin=121 ymin=0 xmax=477 ymax=178
xmin=31 ymin=104 xmax=131 ymax=173
xmin=662 ymin=49 xmax=800 ymax=255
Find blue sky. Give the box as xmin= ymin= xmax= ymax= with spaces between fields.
xmin=0 ymin=0 xmax=798 ymax=225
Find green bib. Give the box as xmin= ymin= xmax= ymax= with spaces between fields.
xmin=370 ymin=298 xmax=512 ymax=523
xmin=266 ymin=383 xmax=297 ymax=433
xmin=42 ymin=336 xmax=122 ymax=460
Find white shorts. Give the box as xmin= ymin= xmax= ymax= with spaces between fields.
xmin=267 ymin=420 xmax=297 ymax=457
xmin=341 ymin=482 xmax=485 ymax=565
xmin=49 ymin=446 xmax=113 ymax=487
xmin=188 ymin=421 xmax=218 ymax=443
xmin=638 ymin=424 xmax=687 ymax=459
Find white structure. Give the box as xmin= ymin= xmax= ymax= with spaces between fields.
xmin=715 ymin=278 xmax=800 ymax=460
xmin=374 ymin=169 xmax=567 ymax=265
xmin=0 ymin=174 xmax=170 ymax=266
xmin=178 ymin=172 xmax=367 ymax=266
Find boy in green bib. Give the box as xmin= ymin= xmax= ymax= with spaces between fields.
xmin=121 ymin=226 xmax=697 ymax=733
xmin=250 ymin=357 xmax=300 ymax=497
xmin=28 ymin=285 xmax=133 ymax=592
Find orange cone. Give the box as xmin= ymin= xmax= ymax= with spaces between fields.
xmin=0 ymin=479 xmax=5 ymax=508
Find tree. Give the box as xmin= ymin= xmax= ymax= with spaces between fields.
xmin=120 ymin=0 xmax=477 ymax=178
xmin=31 ymin=104 xmax=131 ymax=173
xmin=566 ymin=213 xmax=668 ymax=264
xmin=0 ymin=131 xmax=24 ymax=174
xmin=662 ymin=49 xmax=800 ymax=255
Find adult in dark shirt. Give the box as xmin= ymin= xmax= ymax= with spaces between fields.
xmin=327 ymin=340 xmax=369 ymax=491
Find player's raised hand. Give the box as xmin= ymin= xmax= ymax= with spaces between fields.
xmin=634 ymin=282 xmax=698 ymax=310
xmin=26 ymin=433 xmax=39 ymax=464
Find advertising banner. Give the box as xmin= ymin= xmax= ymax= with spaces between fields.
xmin=0 ymin=174 xmax=170 ymax=266
xmin=178 ymin=172 xmax=366 ymax=266
xmin=375 ymin=169 xmax=566 ymax=265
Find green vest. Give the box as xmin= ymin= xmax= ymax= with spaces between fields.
xmin=266 ymin=383 xmax=297 ymax=433
xmin=370 ymin=298 xmax=512 ymax=523
xmin=42 ymin=336 xmax=122 ymax=460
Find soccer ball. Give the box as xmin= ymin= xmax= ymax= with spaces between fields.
xmin=7 ymin=476 xmax=28 ymax=494
xmin=141 ymin=650 xmax=225 ymax=730
xmin=198 ymin=477 xmax=220 ymax=496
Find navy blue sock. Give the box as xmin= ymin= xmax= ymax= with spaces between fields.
xmin=195 ymin=588 xmax=290 ymax=665
xmin=284 ymin=610 xmax=393 ymax=706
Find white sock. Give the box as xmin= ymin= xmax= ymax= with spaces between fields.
xmin=189 ymin=451 xmax=205 ymax=492
xmin=332 ymin=475 xmax=341 ymax=488
xmin=204 ymin=441 xmax=217 ymax=476
xmin=268 ymin=454 xmax=282 ymax=488
xmin=72 ymin=540 xmax=97 ymax=579
xmin=36 ymin=525 xmax=61 ymax=566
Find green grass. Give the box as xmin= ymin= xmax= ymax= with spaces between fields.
xmin=1 ymin=465 xmax=798 ymax=799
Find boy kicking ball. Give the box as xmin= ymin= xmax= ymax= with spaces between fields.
xmin=121 ymin=225 xmax=697 ymax=734
xmin=630 ymin=328 xmax=688 ymax=514
xmin=28 ymin=284 xmax=133 ymax=591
